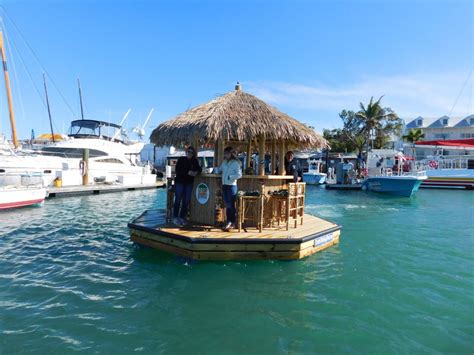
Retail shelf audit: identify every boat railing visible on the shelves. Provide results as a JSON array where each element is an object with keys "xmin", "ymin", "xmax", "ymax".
[{"xmin": 411, "ymin": 156, "xmax": 472, "ymax": 171}]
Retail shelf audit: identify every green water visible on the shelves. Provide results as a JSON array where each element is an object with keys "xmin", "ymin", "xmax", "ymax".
[{"xmin": 0, "ymin": 187, "xmax": 473, "ymax": 353}]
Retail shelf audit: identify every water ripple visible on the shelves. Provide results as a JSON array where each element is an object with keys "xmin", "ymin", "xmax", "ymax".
[{"xmin": 0, "ymin": 188, "xmax": 473, "ymax": 353}]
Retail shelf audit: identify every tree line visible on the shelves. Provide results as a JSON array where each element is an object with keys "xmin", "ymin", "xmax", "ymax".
[{"xmin": 323, "ymin": 96, "xmax": 424, "ymax": 158}]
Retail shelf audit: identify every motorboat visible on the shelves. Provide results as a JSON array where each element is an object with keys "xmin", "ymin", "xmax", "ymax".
[
  {"xmin": 361, "ymin": 173, "xmax": 426, "ymax": 197},
  {"xmin": 302, "ymin": 159, "xmax": 327, "ymax": 185},
  {"xmin": 361, "ymin": 150, "xmax": 427, "ymax": 197},
  {"xmin": 0, "ymin": 173, "xmax": 47, "ymax": 210},
  {"xmin": 1, "ymin": 119, "xmax": 156, "ymax": 187}
]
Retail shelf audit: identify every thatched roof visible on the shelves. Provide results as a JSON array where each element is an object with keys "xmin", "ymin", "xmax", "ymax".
[{"xmin": 150, "ymin": 87, "xmax": 327, "ymax": 149}]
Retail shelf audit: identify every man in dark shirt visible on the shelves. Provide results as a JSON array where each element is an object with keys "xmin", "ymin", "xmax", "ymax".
[
  {"xmin": 173, "ymin": 147, "xmax": 202, "ymax": 226},
  {"xmin": 284, "ymin": 151, "xmax": 302, "ymax": 182}
]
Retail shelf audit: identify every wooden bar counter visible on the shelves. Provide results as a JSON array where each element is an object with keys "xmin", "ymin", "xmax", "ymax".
[{"xmin": 189, "ymin": 174, "xmax": 294, "ymax": 226}]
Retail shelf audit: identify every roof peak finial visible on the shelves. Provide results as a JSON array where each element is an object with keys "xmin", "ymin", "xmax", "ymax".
[{"xmin": 235, "ymin": 82, "xmax": 241, "ymax": 91}]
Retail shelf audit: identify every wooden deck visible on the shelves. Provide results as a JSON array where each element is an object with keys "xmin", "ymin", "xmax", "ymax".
[{"xmin": 128, "ymin": 209, "xmax": 341, "ymax": 260}]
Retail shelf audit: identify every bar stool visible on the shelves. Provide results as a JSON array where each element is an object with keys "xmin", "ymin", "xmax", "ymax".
[
  {"xmin": 237, "ymin": 195, "xmax": 264, "ymax": 233},
  {"xmin": 270, "ymin": 182, "xmax": 305, "ymax": 230},
  {"xmin": 287, "ymin": 182, "xmax": 305, "ymax": 229}
]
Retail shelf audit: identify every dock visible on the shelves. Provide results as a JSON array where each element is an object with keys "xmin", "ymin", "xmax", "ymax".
[
  {"xmin": 128, "ymin": 209, "xmax": 341, "ymax": 260},
  {"xmin": 325, "ymin": 183, "xmax": 362, "ymax": 190},
  {"xmin": 47, "ymin": 181, "xmax": 165, "ymax": 198}
]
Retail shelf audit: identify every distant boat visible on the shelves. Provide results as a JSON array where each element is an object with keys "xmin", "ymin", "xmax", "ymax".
[
  {"xmin": 0, "ymin": 173, "xmax": 47, "ymax": 210},
  {"xmin": 302, "ymin": 159, "xmax": 326, "ymax": 185},
  {"xmin": 422, "ymin": 168, "xmax": 474, "ymax": 189},
  {"xmin": 411, "ymin": 140, "xmax": 474, "ymax": 189},
  {"xmin": 361, "ymin": 174, "xmax": 426, "ymax": 197},
  {"xmin": 361, "ymin": 150, "xmax": 427, "ymax": 197},
  {"xmin": 0, "ymin": 185, "xmax": 47, "ymax": 210}
]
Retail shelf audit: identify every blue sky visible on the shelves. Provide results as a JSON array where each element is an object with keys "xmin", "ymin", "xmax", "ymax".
[{"xmin": 0, "ymin": 0, "xmax": 472, "ymax": 140}]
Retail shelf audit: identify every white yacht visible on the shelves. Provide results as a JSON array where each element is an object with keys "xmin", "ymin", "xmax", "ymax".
[
  {"xmin": 0, "ymin": 28, "xmax": 156, "ymax": 189},
  {"xmin": 1, "ymin": 119, "xmax": 156, "ymax": 187}
]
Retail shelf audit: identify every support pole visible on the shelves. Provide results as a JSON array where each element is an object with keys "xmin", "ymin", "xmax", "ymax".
[
  {"xmin": 192, "ymin": 138, "xmax": 204, "ymax": 167},
  {"xmin": 271, "ymin": 139, "xmax": 276, "ymax": 174},
  {"xmin": 0, "ymin": 32, "xmax": 18, "ymax": 149},
  {"xmin": 218, "ymin": 139, "xmax": 225, "ymax": 166},
  {"xmin": 213, "ymin": 142, "xmax": 219, "ymax": 167},
  {"xmin": 246, "ymin": 140, "xmax": 252, "ymax": 168},
  {"xmin": 82, "ymin": 148, "xmax": 89, "ymax": 185},
  {"xmin": 258, "ymin": 134, "xmax": 265, "ymax": 176},
  {"xmin": 279, "ymin": 140, "xmax": 286, "ymax": 176}
]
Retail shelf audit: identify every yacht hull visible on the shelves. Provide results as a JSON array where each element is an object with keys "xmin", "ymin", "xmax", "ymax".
[
  {"xmin": 421, "ymin": 169, "xmax": 474, "ymax": 189},
  {"xmin": 362, "ymin": 176, "xmax": 426, "ymax": 197},
  {"xmin": 0, "ymin": 187, "xmax": 47, "ymax": 209}
]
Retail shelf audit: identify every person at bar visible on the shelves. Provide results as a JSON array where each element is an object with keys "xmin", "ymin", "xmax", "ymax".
[
  {"xmin": 216, "ymin": 146, "xmax": 242, "ymax": 231},
  {"xmin": 276, "ymin": 151, "xmax": 302, "ymax": 182},
  {"xmin": 285, "ymin": 151, "xmax": 303, "ymax": 182},
  {"xmin": 173, "ymin": 146, "xmax": 202, "ymax": 226}
]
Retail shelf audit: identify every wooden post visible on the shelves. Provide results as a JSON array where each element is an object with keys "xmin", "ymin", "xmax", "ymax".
[
  {"xmin": 258, "ymin": 134, "xmax": 265, "ymax": 176},
  {"xmin": 218, "ymin": 139, "xmax": 225, "ymax": 166},
  {"xmin": 246, "ymin": 140, "xmax": 252, "ymax": 169},
  {"xmin": 279, "ymin": 140, "xmax": 286, "ymax": 175},
  {"xmin": 82, "ymin": 148, "xmax": 89, "ymax": 185},
  {"xmin": 271, "ymin": 139, "xmax": 276, "ymax": 174},
  {"xmin": 193, "ymin": 138, "xmax": 203, "ymax": 167},
  {"xmin": 213, "ymin": 142, "xmax": 219, "ymax": 167},
  {"xmin": 0, "ymin": 32, "xmax": 18, "ymax": 149}
]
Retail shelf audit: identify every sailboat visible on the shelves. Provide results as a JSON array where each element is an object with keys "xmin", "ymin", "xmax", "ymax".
[{"xmin": 0, "ymin": 31, "xmax": 47, "ymax": 209}]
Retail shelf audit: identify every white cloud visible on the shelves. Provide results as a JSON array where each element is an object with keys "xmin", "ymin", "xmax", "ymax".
[{"xmin": 245, "ymin": 72, "xmax": 474, "ymax": 120}]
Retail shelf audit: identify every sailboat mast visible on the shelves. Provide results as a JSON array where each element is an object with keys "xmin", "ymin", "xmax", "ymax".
[
  {"xmin": 42, "ymin": 73, "xmax": 55, "ymax": 143},
  {"xmin": 78, "ymin": 78, "xmax": 84, "ymax": 120},
  {"xmin": 0, "ymin": 31, "xmax": 19, "ymax": 148}
]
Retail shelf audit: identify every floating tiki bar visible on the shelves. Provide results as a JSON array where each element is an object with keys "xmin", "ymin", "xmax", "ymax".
[{"xmin": 128, "ymin": 84, "xmax": 342, "ymax": 260}]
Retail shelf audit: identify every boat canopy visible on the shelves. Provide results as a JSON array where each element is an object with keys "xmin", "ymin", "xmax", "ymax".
[
  {"xmin": 69, "ymin": 120, "xmax": 122, "ymax": 141},
  {"xmin": 415, "ymin": 139, "xmax": 474, "ymax": 148}
]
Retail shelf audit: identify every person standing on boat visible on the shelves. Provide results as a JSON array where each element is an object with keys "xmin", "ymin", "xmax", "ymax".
[
  {"xmin": 284, "ymin": 151, "xmax": 302, "ymax": 182},
  {"xmin": 173, "ymin": 146, "xmax": 202, "ymax": 226},
  {"xmin": 216, "ymin": 146, "xmax": 242, "ymax": 230}
]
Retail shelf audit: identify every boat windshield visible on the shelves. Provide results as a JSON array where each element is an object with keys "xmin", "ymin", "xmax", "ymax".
[{"xmin": 69, "ymin": 120, "xmax": 122, "ymax": 141}]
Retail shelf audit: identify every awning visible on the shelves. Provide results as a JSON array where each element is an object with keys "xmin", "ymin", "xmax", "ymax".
[{"xmin": 415, "ymin": 139, "xmax": 474, "ymax": 148}]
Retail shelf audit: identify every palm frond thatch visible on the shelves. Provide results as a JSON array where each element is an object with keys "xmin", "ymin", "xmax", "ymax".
[{"xmin": 150, "ymin": 89, "xmax": 327, "ymax": 149}]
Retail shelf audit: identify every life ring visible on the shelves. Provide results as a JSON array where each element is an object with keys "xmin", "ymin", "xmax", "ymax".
[
  {"xmin": 428, "ymin": 160, "xmax": 438, "ymax": 169},
  {"xmin": 79, "ymin": 160, "xmax": 88, "ymax": 176}
]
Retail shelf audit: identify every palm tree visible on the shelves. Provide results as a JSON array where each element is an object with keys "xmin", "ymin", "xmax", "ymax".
[
  {"xmin": 402, "ymin": 128, "xmax": 425, "ymax": 159},
  {"xmin": 355, "ymin": 96, "xmax": 402, "ymax": 164}
]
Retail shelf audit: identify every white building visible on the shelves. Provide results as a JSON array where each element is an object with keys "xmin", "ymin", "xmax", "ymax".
[
  {"xmin": 404, "ymin": 114, "xmax": 474, "ymax": 140},
  {"xmin": 403, "ymin": 114, "xmax": 474, "ymax": 158}
]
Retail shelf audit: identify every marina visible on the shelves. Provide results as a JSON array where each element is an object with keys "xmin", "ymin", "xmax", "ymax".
[{"xmin": 0, "ymin": 1, "xmax": 473, "ymax": 353}]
